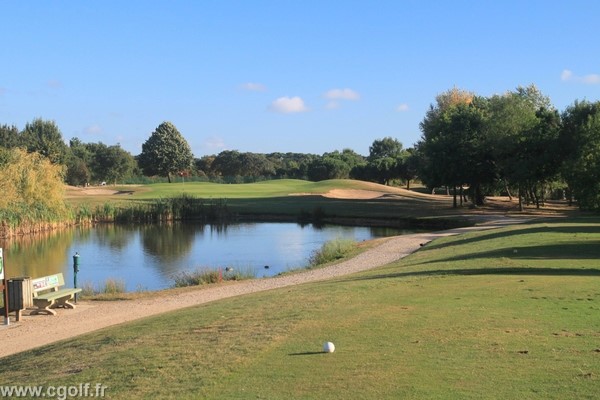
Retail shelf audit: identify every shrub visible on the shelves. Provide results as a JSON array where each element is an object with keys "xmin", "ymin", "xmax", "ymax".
[
  {"xmin": 173, "ymin": 266, "xmax": 255, "ymax": 287},
  {"xmin": 309, "ymin": 238, "xmax": 356, "ymax": 266},
  {"xmin": 100, "ymin": 278, "xmax": 126, "ymax": 294}
]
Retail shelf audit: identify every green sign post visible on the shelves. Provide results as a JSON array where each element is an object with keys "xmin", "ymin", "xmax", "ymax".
[{"xmin": 1, "ymin": 248, "xmax": 9, "ymax": 325}]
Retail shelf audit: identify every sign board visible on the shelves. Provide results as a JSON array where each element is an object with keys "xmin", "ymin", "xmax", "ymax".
[{"xmin": 0, "ymin": 248, "xmax": 4, "ymax": 280}]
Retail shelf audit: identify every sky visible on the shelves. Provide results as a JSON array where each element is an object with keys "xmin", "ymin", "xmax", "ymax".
[{"xmin": 1, "ymin": 1, "xmax": 599, "ymax": 158}]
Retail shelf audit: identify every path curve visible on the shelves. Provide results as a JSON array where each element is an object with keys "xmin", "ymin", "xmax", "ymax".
[{"xmin": 0, "ymin": 217, "xmax": 528, "ymax": 359}]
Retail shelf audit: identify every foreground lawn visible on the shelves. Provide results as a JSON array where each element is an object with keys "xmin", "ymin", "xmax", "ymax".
[{"xmin": 1, "ymin": 217, "xmax": 598, "ymax": 399}]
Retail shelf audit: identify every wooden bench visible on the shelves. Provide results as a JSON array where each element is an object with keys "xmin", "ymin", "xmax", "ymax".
[{"xmin": 31, "ymin": 273, "xmax": 82, "ymax": 316}]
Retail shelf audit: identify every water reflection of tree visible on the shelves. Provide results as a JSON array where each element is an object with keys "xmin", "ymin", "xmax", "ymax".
[
  {"xmin": 0, "ymin": 228, "xmax": 76, "ymax": 278},
  {"xmin": 140, "ymin": 222, "xmax": 200, "ymax": 263},
  {"xmin": 93, "ymin": 224, "xmax": 136, "ymax": 251}
]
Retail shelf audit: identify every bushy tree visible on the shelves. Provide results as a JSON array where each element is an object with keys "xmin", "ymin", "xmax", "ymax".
[
  {"xmin": 20, "ymin": 118, "xmax": 68, "ymax": 164},
  {"xmin": 560, "ymin": 100, "xmax": 600, "ymax": 210},
  {"xmin": 0, "ymin": 147, "xmax": 68, "ymax": 220},
  {"xmin": 92, "ymin": 143, "xmax": 137, "ymax": 184},
  {"xmin": 0, "ymin": 124, "xmax": 20, "ymax": 148},
  {"xmin": 138, "ymin": 121, "xmax": 194, "ymax": 183},
  {"xmin": 353, "ymin": 137, "xmax": 406, "ymax": 186}
]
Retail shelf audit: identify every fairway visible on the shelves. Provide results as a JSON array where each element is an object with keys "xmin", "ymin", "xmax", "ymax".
[
  {"xmin": 1, "ymin": 217, "xmax": 598, "ymax": 399},
  {"xmin": 65, "ymin": 179, "xmax": 536, "ymax": 227}
]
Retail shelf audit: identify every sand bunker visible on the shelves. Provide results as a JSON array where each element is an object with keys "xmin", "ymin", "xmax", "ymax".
[{"xmin": 322, "ymin": 189, "xmax": 384, "ymax": 199}]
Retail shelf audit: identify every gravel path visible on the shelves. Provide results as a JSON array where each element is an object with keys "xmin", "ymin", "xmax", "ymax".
[{"xmin": 0, "ymin": 217, "xmax": 527, "ymax": 359}]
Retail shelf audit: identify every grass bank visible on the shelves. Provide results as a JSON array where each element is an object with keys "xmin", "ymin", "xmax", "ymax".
[
  {"xmin": 1, "ymin": 217, "xmax": 598, "ymax": 399},
  {"xmin": 66, "ymin": 179, "xmax": 552, "ymax": 229}
]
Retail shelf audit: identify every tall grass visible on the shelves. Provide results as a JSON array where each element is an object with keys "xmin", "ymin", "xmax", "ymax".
[
  {"xmin": 90, "ymin": 195, "xmax": 232, "ymax": 223},
  {"xmin": 308, "ymin": 238, "xmax": 356, "ymax": 266},
  {"xmin": 173, "ymin": 266, "xmax": 256, "ymax": 287},
  {"xmin": 79, "ymin": 278, "xmax": 127, "ymax": 296}
]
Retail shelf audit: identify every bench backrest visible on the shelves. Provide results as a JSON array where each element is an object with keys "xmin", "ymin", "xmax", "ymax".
[{"xmin": 31, "ymin": 273, "xmax": 66, "ymax": 296}]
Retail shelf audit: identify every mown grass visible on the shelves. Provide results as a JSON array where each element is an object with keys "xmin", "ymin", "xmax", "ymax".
[
  {"xmin": 1, "ymin": 217, "xmax": 598, "ymax": 399},
  {"xmin": 66, "ymin": 179, "xmax": 478, "ymax": 228}
]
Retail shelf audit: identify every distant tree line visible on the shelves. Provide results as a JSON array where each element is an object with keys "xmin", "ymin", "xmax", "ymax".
[
  {"xmin": 1, "ymin": 83, "xmax": 599, "ymax": 211},
  {"xmin": 0, "ymin": 120, "xmax": 415, "ymax": 187}
]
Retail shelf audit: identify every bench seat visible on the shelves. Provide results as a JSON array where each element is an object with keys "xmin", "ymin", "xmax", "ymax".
[{"xmin": 31, "ymin": 273, "xmax": 82, "ymax": 316}]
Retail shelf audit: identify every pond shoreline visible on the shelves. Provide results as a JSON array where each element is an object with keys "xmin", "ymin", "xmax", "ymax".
[{"xmin": 0, "ymin": 216, "xmax": 532, "ymax": 359}]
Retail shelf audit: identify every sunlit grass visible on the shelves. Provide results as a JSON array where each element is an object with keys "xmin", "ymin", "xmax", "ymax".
[{"xmin": 1, "ymin": 218, "xmax": 598, "ymax": 399}]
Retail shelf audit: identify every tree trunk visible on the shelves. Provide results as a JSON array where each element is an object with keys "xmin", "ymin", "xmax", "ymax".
[
  {"xmin": 518, "ymin": 186, "xmax": 524, "ymax": 211},
  {"xmin": 453, "ymin": 186, "xmax": 457, "ymax": 208},
  {"xmin": 504, "ymin": 180, "xmax": 513, "ymax": 200},
  {"xmin": 167, "ymin": 173, "xmax": 172, "ymax": 183}
]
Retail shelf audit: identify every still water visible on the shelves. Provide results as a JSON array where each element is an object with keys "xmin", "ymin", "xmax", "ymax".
[{"xmin": 1, "ymin": 222, "xmax": 406, "ymax": 292}]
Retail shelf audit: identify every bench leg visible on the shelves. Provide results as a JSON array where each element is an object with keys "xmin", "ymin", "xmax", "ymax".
[
  {"xmin": 54, "ymin": 296, "xmax": 76, "ymax": 309},
  {"xmin": 31, "ymin": 303, "xmax": 58, "ymax": 316}
]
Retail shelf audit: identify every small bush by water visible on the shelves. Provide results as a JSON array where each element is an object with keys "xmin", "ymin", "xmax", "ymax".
[
  {"xmin": 80, "ymin": 278, "xmax": 127, "ymax": 296},
  {"xmin": 173, "ymin": 266, "xmax": 256, "ymax": 287},
  {"xmin": 309, "ymin": 238, "xmax": 356, "ymax": 266}
]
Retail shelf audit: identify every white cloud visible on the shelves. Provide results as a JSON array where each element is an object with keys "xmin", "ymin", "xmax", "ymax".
[
  {"xmin": 324, "ymin": 88, "xmax": 360, "ymax": 100},
  {"xmin": 203, "ymin": 136, "xmax": 226, "ymax": 150},
  {"xmin": 241, "ymin": 82, "xmax": 267, "ymax": 91},
  {"xmin": 561, "ymin": 69, "xmax": 573, "ymax": 81},
  {"xmin": 269, "ymin": 96, "xmax": 308, "ymax": 113},
  {"xmin": 397, "ymin": 103, "xmax": 409, "ymax": 112},
  {"xmin": 561, "ymin": 69, "xmax": 600, "ymax": 84},
  {"xmin": 85, "ymin": 124, "xmax": 103, "ymax": 134},
  {"xmin": 582, "ymin": 74, "xmax": 600, "ymax": 84}
]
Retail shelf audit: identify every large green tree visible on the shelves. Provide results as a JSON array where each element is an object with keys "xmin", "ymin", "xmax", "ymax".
[
  {"xmin": 0, "ymin": 124, "xmax": 20, "ymax": 149},
  {"xmin": 484, "ymin": 86, "xmax": 560, "ymax": 210},
  {"xmin": 138, "ymin": 121, "xmax": 194, "ymax": 183},
  {"xmin": 20, "ymin": 118, "xmax": 68, "ymax": 164},
  {"xmin": 419, "ymin": 90, "xmax": 491, "ymax": 206},
  {"xmin": 560, "ymin": 100, "xmax": 600, "ymax": 210},
  {"xmin": 90, "ymin": 143, "xmax": 137, "ymax": 184},
  {"xmin": 364, "ymin": 137, "xmax": 406, "ymax": 185}
]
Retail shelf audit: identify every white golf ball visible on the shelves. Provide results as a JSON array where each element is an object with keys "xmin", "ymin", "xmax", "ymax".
[{"xmin": 323, "ymin": 341, "xmax": 335, "ymax": 353}]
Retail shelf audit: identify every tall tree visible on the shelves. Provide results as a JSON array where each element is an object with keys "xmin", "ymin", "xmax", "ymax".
[
  {"xmin": 138, "ymin": 121, "xmax": 194, "ymax": 183},
  {"xmin": 65, "ymin": 137, "xmax": 93, "ymax": 186},
  {"xmin": 0, "ymin": 124, "xmax": 20, "ymax": 149},
  {"xmin": 419, "ymin": 91, "xmax": 490, "ymax": 206},
  {"xmin": 560, "ymin": 100, "xmax": 600, "ymax": 210},
  {"xmin": 20, "ymin": 118, "xmax": 68, "ymax": 164},
  {"xmin": 364, "ymin": 137, "xmax": 406, "ymax": 185},
  {"xmin": 91, "ymin": 143, "xmax": 137, "ymax": 184},
  {"xmin": 485, "ymin": 86, "xmax": 558, "ymax": 209}
]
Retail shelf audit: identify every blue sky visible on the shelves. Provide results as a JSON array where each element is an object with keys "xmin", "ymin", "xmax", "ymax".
[{"xmin": 1, "ymin": 1, "xmax": 599, "ymax": 158}]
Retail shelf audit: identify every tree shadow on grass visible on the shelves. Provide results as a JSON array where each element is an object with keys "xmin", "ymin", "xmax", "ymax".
[
  {"xmin": 340, "ymin": 266, "xmax": 600, "ymax": 284},
  {"xmin": 414, "ymin": 242, "xmax": 600, "ymax": 266},
  {"xmin": 423, "ymin": 221, "xmax": 600, "ymax": 252}
]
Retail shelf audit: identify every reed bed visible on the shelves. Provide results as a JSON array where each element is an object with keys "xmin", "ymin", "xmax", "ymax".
[{"xmin": 91, "ymin": 194, "xmax": 232, "ymax": 223}]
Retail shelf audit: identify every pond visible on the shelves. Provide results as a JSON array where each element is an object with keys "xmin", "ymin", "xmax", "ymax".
[{"xmin": 0, "ymin": 222, "xmax": 409, "ymax": 292}]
